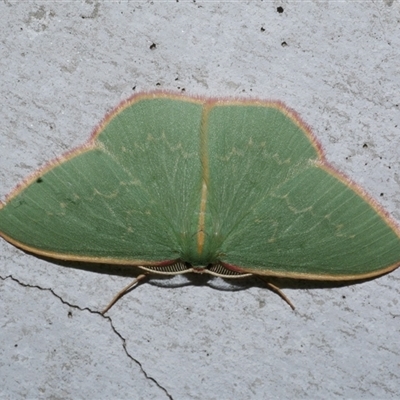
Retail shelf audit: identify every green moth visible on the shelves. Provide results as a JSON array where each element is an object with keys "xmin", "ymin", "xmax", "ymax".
[{"xmin": 1, "ymin": 92, "xmax": 400, "ymax": 309}]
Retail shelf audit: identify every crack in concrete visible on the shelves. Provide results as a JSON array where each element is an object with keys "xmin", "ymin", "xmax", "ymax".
[{"xmin": 1, "ymin": 274, "xmax": 174, "ymax": 400}]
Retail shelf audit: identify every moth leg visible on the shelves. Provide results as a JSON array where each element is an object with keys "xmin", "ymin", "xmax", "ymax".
[
  {"xmin": 259, "ymin": 278, "xmax": 295, "ymax": 310},
  {"xmin": 102, "ymin": 274, "xmax": 148, "ymax": 315}
]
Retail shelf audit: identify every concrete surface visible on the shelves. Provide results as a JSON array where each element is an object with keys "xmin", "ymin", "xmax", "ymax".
[{"xmin": 1, "ymin": 1, "xmax": 400, "ymax": 399}]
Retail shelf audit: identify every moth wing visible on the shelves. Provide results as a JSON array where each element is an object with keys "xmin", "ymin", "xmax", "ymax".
[
  {"xmin": 0, "ymin": 97, "xmax": 203, "ymax": 265},
  {"xmin": 206, "ymin": 104, "xmax": 400, "ymax": 279}
]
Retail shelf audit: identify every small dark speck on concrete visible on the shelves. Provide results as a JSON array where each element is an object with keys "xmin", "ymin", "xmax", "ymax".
[
  {"xmin": 277, "ymin": 6, "xmax": 284, "ymax": 13},
  {"xmin": 150, "ymin": 43, "xmax": 156, "ymax": 50},
  {"xmin": 261, "ymin": 27, "xmax": 265, "ymax": 32},
  {"xmin": 363, "ymin": 143, "xmax": 368, "ymax": 148},
  {"xmin": 281, "ymin": 41, "xmax": 288, "ymax": 47}
]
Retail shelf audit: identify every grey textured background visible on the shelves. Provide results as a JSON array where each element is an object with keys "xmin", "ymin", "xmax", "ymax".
[{"xmin": 1, "ymin": 1, "xmax": 400, "ymax": 399}]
